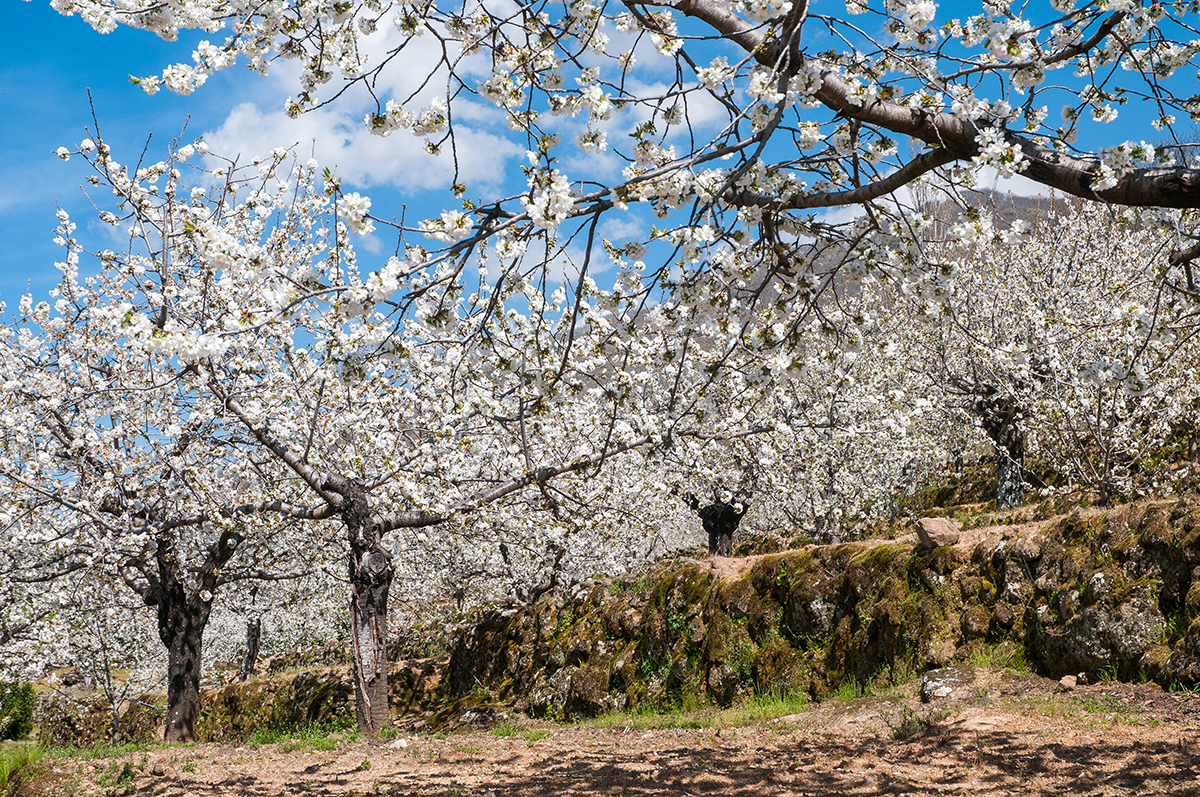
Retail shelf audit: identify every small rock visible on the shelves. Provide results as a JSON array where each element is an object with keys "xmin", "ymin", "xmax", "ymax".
[
  {"xmin": 916, "ymin": 517, "xmax": 961, "ymax": 549},
  {"xmin": 1077, "ymin": 672, "xmax": 1089, "ymax": 686},
  {"xmin": 150, "ymin": 764, "xmax": 165, "ymax": 776},
  {"xmin": 920, "ymin": 665, "xmax": 977, "ymax": 702},
  {"xmin": 388, "ymin": 737, "xmax": 409, "ymax": 749},
  {"xmin": 1012, "ymin": 535, "xmax": 1042, "ymax": 560},
  {"xmin": 707, "ymin": 663, "xmax": 736, "ymax": 707},
  {"xmin": 1058, "ymin": 674, "xmax": 1077, "ymax": 691}
]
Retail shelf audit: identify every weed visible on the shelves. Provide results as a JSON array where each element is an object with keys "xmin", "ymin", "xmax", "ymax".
[
  {"xmin": 888, "ymin": 705, "xmax": 949, "ymax": 740},
  {"xmin": 96, "ymin": 760, "xmax": 137, "ymax": 794},
  {"xmin": 609, "ymin": 575, "xmax": 651, "ymax": 595},
  {"xmin": 584, "ymin": 688, "xmax": 808, "ymax": 732},
  {"xmin": 490, "ymin": 719, "xmax": 552, "ymax": 745},
  {"xmin": 556, "ymin": 608, "xmax": 574, "ymax": 634},
  {"xmin": 890, "ymin": 705, "xmax": 925, "ymax": 740},
  {"xmin": 181, "ymin": 761, "xmax": 196, "ymax": 773},
  {"xmin": 724, "ymin": 638, "xmax": 756, "ymax": 683},
  {"xmin": 834, "ymin": 678, "xmax": 882, "ymax": 701},
  {"xmin": 490, "ymin": 719, "xmax": 520, "ymax": 738},
  {"xmin": 52, "ymin": 741, "xmax": 159, "ymax": 760},
  {"xmin": 967, "ymin": 642, "xmax": 1031, "ymax": 675},
  {"xmin": 246, "ymin": 720, "xmax": 359, "ymax": 751},
  {"xmin": 0, "ymin": 742, "xmax": 44, "ymax": 797}
]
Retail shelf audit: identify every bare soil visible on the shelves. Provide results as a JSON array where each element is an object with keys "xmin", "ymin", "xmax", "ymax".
[{"xmin": 41, "ymin": 671, "xmax": 1200, "ymax": 797}]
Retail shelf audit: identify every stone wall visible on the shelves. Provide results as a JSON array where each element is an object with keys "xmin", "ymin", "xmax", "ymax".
[
  {"xmin": 39, "ymin": 656, "xmax": 446, "ymax": 747},
  {"xmin": 445, "ymin": 502, "xmax": 1200, "ymax": 719}
]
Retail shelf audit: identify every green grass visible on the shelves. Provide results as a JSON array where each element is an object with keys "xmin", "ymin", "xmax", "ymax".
[
  {"xmin": 584, "ymin": 689, "xmax": 810, "ymax": 731},
  {"xmin": 245, "ymin": 720, "xmax": 360, "ymax": 752},
  {"xmin": 1, "ymin": 743, "xmax": 44, "ymax": 797},
  {"xmin": 489, "ymin": 719, "xmax": 552, "ymax": 745},
  {"xmin": 967, "ymin": 641, "xmax": 1032, "ymax": 675},
  {"xmin": 49, "ymin": 740, "xmax": 163, "ymax": 760}
]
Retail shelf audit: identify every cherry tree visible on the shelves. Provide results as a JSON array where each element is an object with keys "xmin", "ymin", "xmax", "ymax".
[
  {"xmin": 29, "ymin": 0, "xmax": 1200, "ymax": 736},
  {"xmin": 897, "ymin": 199, "xmax": 1200, "ymax": 504},
  {"xmin": 38, "ymin": 0, "xmax": 1200, "ymax": 523}
]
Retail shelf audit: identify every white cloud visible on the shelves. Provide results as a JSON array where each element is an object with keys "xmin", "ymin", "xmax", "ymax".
[
  {"xmin": 203, "ymin": 102, "xmax": 520, "ymax": 194},
  {"xmin": 200, "ymin": 23, "xmax": 520, "ymax": 198},
  {"xmin": 600, "ymin": 214, "xmax": 648, "ymax": 242}
]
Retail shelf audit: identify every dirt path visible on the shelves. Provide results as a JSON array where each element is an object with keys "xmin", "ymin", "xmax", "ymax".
[{"xmin": 45, "ymin": 672, "xmax": 1200, "ymax": 797}]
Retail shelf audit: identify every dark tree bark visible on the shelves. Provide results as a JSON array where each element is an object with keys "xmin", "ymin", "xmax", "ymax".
[
  {"xmin": 122, "ymin": 528, "xmax": 243, "ymax": 743},
  {"xmin": 161, "ymin": 599, "xmax": 206, "ymax": 743},
  {"xmin": 683, "ymin": 492, "xmax": 750, "ymax": 556},
  {"xmin": 237, "ymin": 617, "xmax": 262, "ymax": 682},
  {"xmin": 341, "ymin": 480, "xmax": 394, "ymax": 736},
  {"xmin": 976, "ymin": 394, "xmax": 1026, "ymax": 510}
]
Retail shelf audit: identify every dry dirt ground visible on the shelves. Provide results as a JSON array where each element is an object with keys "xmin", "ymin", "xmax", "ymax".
[{"xmin": 40, "ymin": 671, "xmax": 1200, "ymax": 797}]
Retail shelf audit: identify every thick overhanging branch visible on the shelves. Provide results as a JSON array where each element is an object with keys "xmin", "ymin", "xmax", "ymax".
[
  {"xmin": 211, "ymin": 379, "xmax": 344, "ymax": 508},
  {"xmin": 657, "ymin": 0, "xmax": 1200, "ymax": 208},
  {"xmin": 13, "ymin": 561, "xmax": 88, "ymax": 584},
  {"xmin": 219, "ymin": 499, "xmax": 339, "ymax": 522},
  {"xmin": 673, "ymin": 425, "xmax": 776, "ymax": 442},
  {"xmin": 216, "ymin": 568, "xmax": 313, "ymax": 586},
  {"xmin": 731, "ymin": 148, "xmax": 957, "ymax": 209}
]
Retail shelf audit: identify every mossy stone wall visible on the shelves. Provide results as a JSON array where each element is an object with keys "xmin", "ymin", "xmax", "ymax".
[{"xmin": 446, "ymin": 502, "xmax": 1200, "ymax": 719}]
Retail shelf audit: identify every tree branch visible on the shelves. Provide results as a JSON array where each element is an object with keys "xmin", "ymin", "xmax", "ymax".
[
  {"xmin": 661, "ymin": 0, "xmax": 1200, "ymax": 207},
  {"xmin": 376, "ymin": 434, "xmax": 654, "ymax": 531}
]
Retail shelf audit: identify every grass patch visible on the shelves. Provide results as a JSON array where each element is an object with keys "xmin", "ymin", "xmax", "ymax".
[
  {"xmin": 50, "ymin": 740, "xmax": 162, "ymax": 760},
  {"xmin": 967, "ymin": 642, "xmax": 1031, "ymax": 675},
  {"xmin": 1, "ymin": 743, "xmax": 44, "ymax": 797},
  {"xmin": 246, "ymin": 720, "xmax": 359, "ymax": 752},
  {"xmin": 490, "ymin": 719, "xmax": 552, "ymax": 745},
  {"xmin": 584, "ymin": 689, "xmax": 810, "ymax": 731}
]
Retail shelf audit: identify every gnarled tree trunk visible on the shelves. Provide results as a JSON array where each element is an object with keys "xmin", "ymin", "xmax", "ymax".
[
  {"xmin": 122, "ymin": 528, "xmax": 242, "ymax": 743},
  {"xmin": 977, "ymin": 394, "xmax": 1026, "ymax": 510},
  {"xmin": 684, "ymin": 491, "xmax": 750, "ymax": 557},
  {"xmin": 342, "ymin": 481, "xmax": 394, "ymax": 736},
  {"xmin": 161, "ymin": 604, "xmax": 206, "ymax": 743},
  {"xmin": 237, "ymin": 616, "xmax": 261, "ymax": 682}
]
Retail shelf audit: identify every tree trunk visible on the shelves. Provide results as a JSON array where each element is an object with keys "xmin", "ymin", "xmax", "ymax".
[
  {"xmin": 691, "ymin": 499, "xmax": 747, "ymax": 557},
  {"xmin": 163, "ymin": 614, "xmax": 205, "ymax": 743},
  {"xmin": 152, "ymin": 531, "xmax": 224, "ymax": 743},
  {"xmin": 976, "ymin": 393, "xmax": 1026, "ymax": 511},
  {"xmin": 343, "ymin": 481, "xmax": 394, "ymax": 736},
  {"xmin": 996, "ymin": 440, "xmax": 1025, "ymax": 510},
  {"xmin": 710, "ymin": 526, "xmax": 733, "ymax": 557},
  {"xmin": 237, "ymin": 617, "xmax": 261, "ymax": 682}
]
